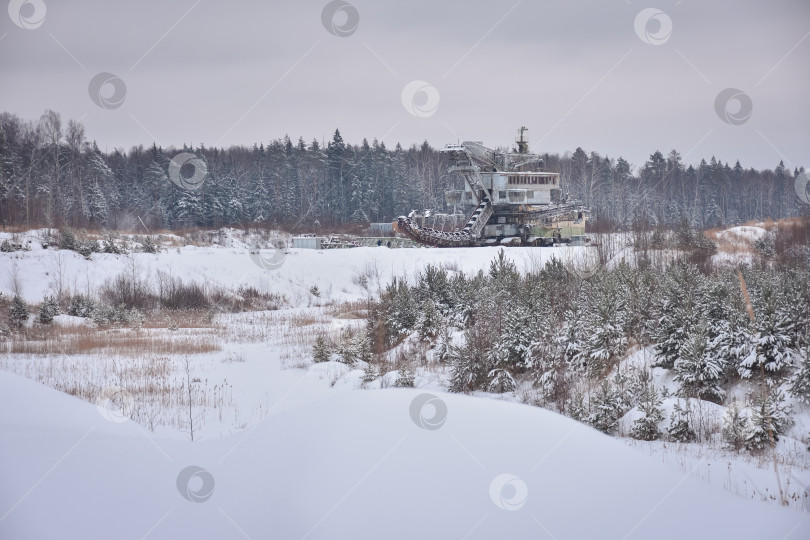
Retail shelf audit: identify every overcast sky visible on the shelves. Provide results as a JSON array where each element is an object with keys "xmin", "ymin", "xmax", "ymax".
[{"xmin": 1, "ymin": 0, "xmax": 808, "ymax": 171}]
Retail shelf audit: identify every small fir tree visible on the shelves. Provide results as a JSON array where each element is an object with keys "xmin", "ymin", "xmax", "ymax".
[
  {"xmin": 631, "ymin": 385, "xmax": 664, "ymax": 441},
  {"xmin": 789, "ymin": 345, "xmax": 810, "ymax": 404},
  {"xmin": 68, "ymin": 295, "xmax": 94, "ymax": 318},
  {"xmin": 415, "ymin": 299, "xmax": 440, "ymax": 342},
  {"xmin": 745, "ymin": 389, "xmax": 793, "ymax": 451},
  {"xmin": 312, "ymin": 333, "xmax": 331, "ymax": 363},
  {"xmin": 362, "ymin": 360, "xmax": 382, "ymax": 384},
  {"xmin": 674, "ymin": 322, "xmax": 725, "ymax": 403},
  {"xmin": 668, "ymin": 400, "xmax": 697, "ymax": 442},
  {"xmin": 738, "ymin": 284, "xmax": 794, "ymax": 378},
  {"xmin": 38, "ymin": 295, "xmax": 60, "ymax": 324},
  {"xmin": 487, "ymin": 368, "xmax": 517, "ymax": 393},
  {"xmin": 9, "ymin": 295, "xmax": 28, "ymax": 328},
  {"xmin": 722, "ymin": 401, "xmax": 747, "ymax": 451},
  {"xmin": 448, "ymin": 329, "xmax": 489, "ymax": 393},
  {"xmin": 588, "ymin": 380, "xmax": 622, "ymax": 434},
  {"xmin": 393, "ymin": 365, "xmax": 415, "ymax": 387}
]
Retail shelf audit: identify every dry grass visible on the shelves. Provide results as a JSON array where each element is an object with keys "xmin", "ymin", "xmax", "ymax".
[
  {"xmin": 0, "ymin": 352, "xmax": 236, "ymax": 433},
  {"xmin": 214, "ymin": 309, "xmax": 349, "ymax": 369},
  {"xmin": 142, "ymin": 309, "xmax": 222, "ymax": 329},
  {"xmin": 705, "ymin": 216, "xmax": 810, "ymax": 262},
  {"xmin": 327, "ymin": 300, "xmax": 370, "ymax": 319},
  {"xmin": 3, "ymin": 325, "xmax": 221, "ymax": 356},
  {"xmin": 289, "ymin": 312, "xmax": 331, "ymax": 326},
  {"xmin": 704, "ymin": 228, "xmax": 757, "ymax": 256}
]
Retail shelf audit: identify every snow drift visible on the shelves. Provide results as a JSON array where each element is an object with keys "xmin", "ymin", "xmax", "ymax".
[{"xmin": 0, "ymin": 372, "xmax": 802, "ymax": 539}]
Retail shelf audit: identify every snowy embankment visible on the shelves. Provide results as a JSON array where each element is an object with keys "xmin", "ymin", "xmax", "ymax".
[{"xmin": 0, "ymin": 371, "xmax": 802, "ymax": 540}]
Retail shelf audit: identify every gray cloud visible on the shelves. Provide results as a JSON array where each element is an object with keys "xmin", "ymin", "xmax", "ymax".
[{"xmin": 0, "ymin": 0, "xmax": 807, "ymax": 170}]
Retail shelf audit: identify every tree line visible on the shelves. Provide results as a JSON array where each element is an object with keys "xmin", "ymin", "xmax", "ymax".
[{"xmin": 0, "ymin": 110, "xmax": 806, "ymax": 231}]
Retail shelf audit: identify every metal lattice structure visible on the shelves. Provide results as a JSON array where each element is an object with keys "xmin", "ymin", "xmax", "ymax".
[{"xmin": 398, "ymin": 128, "xmax": 588, "ymax": 247}]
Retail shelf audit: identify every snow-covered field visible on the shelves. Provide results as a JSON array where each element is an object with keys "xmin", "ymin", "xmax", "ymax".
[
  {"xmin": 0, "ymin": 228, "xmax": 575, "ymax": 304},
  {"xmin": 1, "ymin": 228, "xmax": 808, "ymax": 538},
  {"xmin": 1, "ymin": 372, "xmax": 804, "ymax": 539}
]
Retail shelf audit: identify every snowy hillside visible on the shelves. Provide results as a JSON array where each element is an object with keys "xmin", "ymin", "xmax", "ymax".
[{"xmin": 0, "ymin": 371, "xmax": 803, "ymax": 540}]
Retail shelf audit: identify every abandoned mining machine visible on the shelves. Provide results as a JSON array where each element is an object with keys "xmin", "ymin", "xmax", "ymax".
[{"xmin": 397, "ymin": 127, "xmax": 588, "ymax": 247}]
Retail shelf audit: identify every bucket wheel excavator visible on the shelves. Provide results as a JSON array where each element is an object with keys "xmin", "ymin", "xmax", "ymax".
[{"xmin": 397, "ymin": 127, "xmax": 587, "ymax": 247}]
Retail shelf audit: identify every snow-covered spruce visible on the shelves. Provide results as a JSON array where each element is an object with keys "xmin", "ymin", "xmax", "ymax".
[
  {"xmin": 631, "ymin": 385, "xmax": 664, "ymax": 441},
  {"xmin": 8, "ymin": 295, "xmax": 28, "ymax": 328},
  {"xmin": 38, "ymin": 295, "xmax": 60, "ymax": 324},
  {"xmin": 744, "ymin": 389, "xmax": 793, "ymax": 451}
]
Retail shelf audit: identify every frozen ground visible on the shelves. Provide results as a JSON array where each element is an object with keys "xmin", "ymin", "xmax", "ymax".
[
  {"xmin": 0, "ymin": 228, "xmax": 572, "ymax": 304},
  {"xmin": 1, "ymin": 227, "xmax": 808, "ymax": 537},
  {"xmin": 0, "ymin": 371, "xmax": 804, "ymax": 540}
]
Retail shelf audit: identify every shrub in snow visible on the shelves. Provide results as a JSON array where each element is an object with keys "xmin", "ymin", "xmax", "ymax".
[
  {"xmin": 393, "ymin": 366, "xmax": 415, "ymax": 388},
  {"xmin": 446, "ymin": 272, "xmax": 479, "ymax": 328},
  {"xmin": 754, "ymin": 234, "xmax": 776, "ymax": 259},
  {"xmin": 611, "ymin": 370, "xmax": 635, "ymax": 414},
  {"xmin": 67, "ymin": 294, "xmax": 94, "ymax": 318},
  {"xmin": 557, "ymin": 298, "xmax": 586, "ymax": 369},
  {"xmin": 38, "ymin": 295, "xmax": 60, "ymax": 324},
  {"xmin": 415, "ymin": 299, "xmax": 440, "ymax": 342},
  {"xmin": 488, "ymin": 249, "xmax": 520, "ymax": 295},
  {"xmin": 567, "ymin": 393, "xmax": 588, "ymax": 424},
  {"xmin": 631, "ymin": 386, "xmax": 664, "ymax": 441},
  {"xmin": 492, "ymin": 304, "xmax": 536, "ymax": 372},
  {"xmin": 744, "ymin": 389, "xmax": 793, "ymax": 452},
  {"xmin": 487, "ymin": 368, "xmax": 517, "ymax": 394},
  {"xmin": 312, "ymin": 334, "xmax": 332, "ymax": 363},
  {"xmin": 75, "ymin": 237, "xmax": 99, "ymax": 258},
  {"xmin": 667, "ymin": 400, "xmax": 696, "ymax": 443},
  {"xmin": 336, "ymin": 329, "xmax": 370, "ymax": 366},
  {"xmin": 0, "ymin": 238, "xmax": 26, "ymax": 252},
  {"xmin": 356, "ymin": 332, "xmax": 372, "ymax": 364},
  {"xmin": 380, "ymin": 277, "xmax": 418, "ymax": 341},
  {"xmin": 361, "ymin": 361, "xmax": 382, "ymax": 383},
  {"xmin": 448, "ymin": 329, "xmax": 490, "ymax": 393},
  {"xmin": 60, "ymin": 228, "xmax": 99, "ymax": 258},
  {"xmin": 534, "ymin": 323, "xmax": 572, "ymax": 409},
  {"xmin": 8, "ymin": 295, "xmax": 28, "ymax": 328},
  {"xmin": 626, "ymin": 367, "xmax": 654, "ymax": 406},
  {"xmin": 649, "ymin": 229, "xmax": 667, "ymax": 249},
  {"xmin": 588, "ymin": 380, "xmax": 622, "ymax": 434},
  {"xmin": 415, "ymin": 264, "xmax": 453, "ymax": 312},
  {"xmin": 433, "ymin": 326, "xmax": 453, "ymax": 364},
  {"xmin": 92, "ymin": 303, "xmax": 144, "ymax": 328},
  {"xmin": 102, "ymin": 230, "xmax": 125, "ymax": 254},
  {"xmin": 790, "ymin": 346, "xmax": 810, "ymax": 404},
  {"xmin": 59, "ymin": 228, "xmax": 77, "ymax": 250},
  {"xmin": 700, "ymin": 277, "xmax": 751, "ymax": 379},
  {"xmin": 137, "ymin": 235, "xmax": 160, "ymax": 254},
  {"xmin": 722, "ymin": 401, "xmax": 748, "ymax": 451}
]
